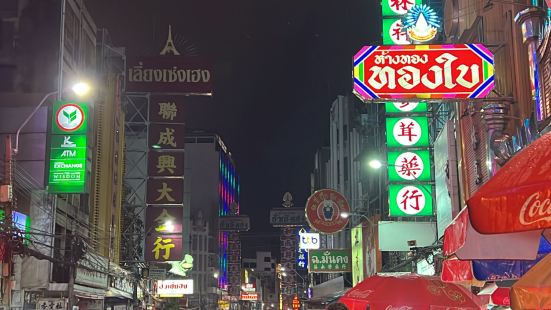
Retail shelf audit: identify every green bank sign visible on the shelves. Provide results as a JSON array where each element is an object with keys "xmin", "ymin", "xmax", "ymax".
[
  {"xmin": 308, "ymin": 249, "xmax": 351, "ymax": 273},
  {"xmin": 48, "ymin": 101, "xmax": 89, "ymax": 193}
]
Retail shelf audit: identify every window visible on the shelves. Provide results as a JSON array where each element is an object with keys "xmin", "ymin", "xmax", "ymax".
[{"xmin": 264, "ymin": 257, "xmax": 271, "ymax": 262}]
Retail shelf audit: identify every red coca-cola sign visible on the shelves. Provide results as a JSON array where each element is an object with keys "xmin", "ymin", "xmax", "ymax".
[
  {"xmin": 353, "ymin": 44, "xmax": 495, "ymax": 101},
  {"xmin": 468, "ymin": 131, "xmax": 551, "ymax": 233},
  {"xmin": 305, "ymin": 189, "xmax": 350, "ymax": 234}
]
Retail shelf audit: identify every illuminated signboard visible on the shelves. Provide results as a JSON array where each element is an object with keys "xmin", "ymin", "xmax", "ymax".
[
  {"xmin": 402, "ymin": 4, "xmax": 440, "ymax": 43},
  {"xmin": 156, "ymin": 279, "xmax": 193, "ymax": 296},
  {"xmin": 353, "ymin": 44, "xmax": 495, "ymax": 101},
  {"xmin": 299, "ymin": 232, "xmax": 320, "ymax": 250},
  {"xmin": 240, "ymin": 293, "xmax": 258, "ymax": 301},
  {"xmin": 387, "ymin": 150, "xmax": 432, "ymax": 182},
  {"xmin": 48, "ymin": 101, "xmax": 89, "ymax": 193},
  {"xmin": 381, "ymin": 0, "xmax": 422, "ymax": 16},
  {"xmin": 389, "ymin": 184, "xmax": 433, "ymax": 217},
  {"xmin": 385, "ymin": 102, "xmax": 428, "ymax": 113},
  {"xmin": 382, "ymin": 18, "xmax": 410, "ymax": 45},
  {"xmin": 386, "ymin": 116, "xmax": 430, "ymax": 148}
]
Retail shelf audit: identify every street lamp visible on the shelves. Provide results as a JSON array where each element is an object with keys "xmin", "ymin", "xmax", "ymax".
[
  {"xmin": 340, "ymin": 212, "xmax": 376, "ymax": 226},
  {"xmin": 13, "ymin": 81, "xmax": 93, "ymax": 155}
]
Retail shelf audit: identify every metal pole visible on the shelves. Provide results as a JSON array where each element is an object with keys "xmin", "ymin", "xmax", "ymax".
[{"xmin": 57, "ymin": 0, "xmax": 66, "ymax": 100}]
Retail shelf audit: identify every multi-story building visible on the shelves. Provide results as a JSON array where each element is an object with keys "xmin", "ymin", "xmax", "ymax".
[
  {"xmin": 0, "ymin": 1, "xmax": 128, "ymax": 309},
  {"xmin": 184, "ymin": 132, "xmax": 240, "ymax": 300}
]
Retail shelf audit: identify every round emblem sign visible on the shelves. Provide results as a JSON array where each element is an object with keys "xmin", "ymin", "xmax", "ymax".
[
  {"xmin": 305, "ymin": 189, "xmax": 350, "ymax": 234},
  {"xmin": 396, "ymin": 185, "xmax": 427, "ymax": 215},
  {"xmin": 56, "ymin": 103, "xmax": 85, "ymax": 132}
]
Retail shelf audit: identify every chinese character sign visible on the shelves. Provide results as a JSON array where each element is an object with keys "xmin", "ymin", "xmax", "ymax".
[
  {"xmin": 353, "ymin": 44, "xmax": 495, "ymax": 101},
  {"xmin": 149, "ymin": 124, "xmax": 186, "ymax": 149},
  {"xmin": 145, "ymin": 206, "xmax": 183, "ymax": 234},
  {"xmin": 145, "ymin": 235, "xmax": 183, "ymax": 262},
  {"xmin": 147, "ymin": 178, "xmax": 184, "ymax": 204},
  {"xmin": 386, "ymin": 116, "xmax": 429, "ymax": 148},
  {"xmin": 387, "ymin": 150, "xmax": 432, "ymax": 182},
  {"xmin": 382, "ymin": 18, "xmax": 410, "ymax": 45},
  {"xmin": 148, "ymin": 152, "xmax": 184, "ymax": 176},
  {"xmin": 385, "ymin": 102, "xmax": 428, "ymax": 113},
  {"xmin": 382, "ymin": 0, "xmax": 422, "ymax": 16},
  {"xmin": 149, "ymin": 96, "xmax": 186, "ymax": 123},
  {"xmin": 389, "ymin": 184, "xmax": 433, "ymax": 216}
]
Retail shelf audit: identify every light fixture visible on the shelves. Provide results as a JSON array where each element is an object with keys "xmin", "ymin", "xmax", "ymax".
[
  {"xmin": 340, "ymin": 212, "xmax": 351, "ymax": 219},
  {"xmin": 71, "ymin": 81, "xmax": 92, "ymax": 97},
  {"xmin": 368, "ymin": 159, "xmax": 383, "ymax": 169}
]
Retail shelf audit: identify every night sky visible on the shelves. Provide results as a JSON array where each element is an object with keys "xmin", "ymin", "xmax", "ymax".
[{"xmin": 86, "ymin": 0, "xmax": 378, "ymax": 256}]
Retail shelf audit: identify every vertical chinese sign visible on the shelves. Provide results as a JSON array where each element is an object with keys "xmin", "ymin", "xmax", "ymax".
[
  {"xmin": 145, "ymin": 96, "xmax": 186, "ymax": 263},
  {"xmin": 381, "ymin": 0, "xmax": 421, "ymax": 45},
  {"xmin": 385, "ymin": 103, "xmax": 434, "ymax": 217},
  {"xmin": 48, "ymin": 102, "xmax": 90, "ymax": 193}
]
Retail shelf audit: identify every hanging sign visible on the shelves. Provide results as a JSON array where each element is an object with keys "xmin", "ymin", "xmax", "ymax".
[
  {"xmin": 387, "ymin": 150, "xmax": 432, "ymax": 182},
  {"xmin": 382, "ymin": 0, "xmax": 422, "ymax": 16},
  {"xmin": 389, "ymin": 184, "xmax": 433, "ymax": 217},
  {"xmin": 382, "ymin": 18, "xmax": 410, "ymax": 45},
  {"xmin": 386, "ymin": 116, "xmax": 430, "ymax": 148},
  {"xmin": 299, "ymin": 231, "xmax": 320, "ymax": 250},
  {"xmin": 305, "ymin": 189, "xmax": 350, "ymax": 234},
  {"xmin": 353, "ymin": 44, "xmax": 495, "ymax": 101},
  {"xmin": 308, "ymin": 249, "xmax": 352, "ymax": 273},
  {"xmin": 385, "ymin": 102, "xmax": 428, "ymax": 113},
  {"xmin": 52, "ymin": 102, "xmax": 88, "ymax": 135}
]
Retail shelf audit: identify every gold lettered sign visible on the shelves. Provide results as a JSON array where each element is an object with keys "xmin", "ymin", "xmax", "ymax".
[
  {"xmin": 148, "ymin": 124, "xmax": 186, "ymax": 150},
  {"xmin": 146, "ymin": 178, "xmax": 184, "ymax": 205},
  {"xmin": 145, "ymin": 206, "xmax": 184, "ymax": 234},
  {"xmin": 149, "ymin": 96, "xmax": 186, "ymax": 123},
  {"xmin": 144, "ymin": 234, "xmax": 183, "ymax": 262},
  {"xmin": 148, "ymin": 151, "xmax": 184, "ymax": 176}
]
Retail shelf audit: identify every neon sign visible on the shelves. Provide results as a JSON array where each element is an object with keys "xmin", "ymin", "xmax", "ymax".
[{"xmin": 402, "ymin": 4, "xmax": 440, "ymax": 42}]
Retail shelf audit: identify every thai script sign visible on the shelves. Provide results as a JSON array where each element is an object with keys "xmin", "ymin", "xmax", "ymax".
[
  {"xmin": 305, "ymin": 189, "xmax": 350, "ymax": 234},
  {"xmin": 48, "ymin": 101, "xmax": 89, "ymax": 193},
  {"xmin": 353, "ymin": 44, "xmax": 495, "ymax": 100},
  {"xmin": 270, "ymin": 208, "xmax": 306, "ymax": 227},
  {"xmin": 219, "ymin": 215, "xmax": 251, "ymax": 231},
  {"xmin": 309, "ymin": 249, "xmax": 352, "ymax": 273},
  {"xmin": 389, "ymin": 184, "xmax": 433, "ymax": 217},
  {"xmin": 156, "ymin": 279, "xmax": 194, "ymax": 296},
  {"xmin": 240, "ymin": 293, "xmax": 258, "ymax": 301},
  {"xmin": 127, "ymin": 57, "xmax": 213, "ymax": 95}
]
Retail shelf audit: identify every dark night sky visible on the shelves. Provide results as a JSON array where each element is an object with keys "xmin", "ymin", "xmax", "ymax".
[{"xmin": 86, "ymin": 0, "xmax": 378, "ymax": 256}]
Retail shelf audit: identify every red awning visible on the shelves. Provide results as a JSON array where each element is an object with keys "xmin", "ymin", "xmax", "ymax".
[
  {"xmin": 441, "ymin": 256, "xmax": 474, "ymax": 283},
  {"xmin": 511, "ymin": 253, "xmax": 551, "ymax": 309},
  {"xmin": 468, "ymin": 131, "xmax": 551, "ymax": 234},
  {"xmin": 444, "ymin": 208, "xmax": 542, "ymax": 260}
]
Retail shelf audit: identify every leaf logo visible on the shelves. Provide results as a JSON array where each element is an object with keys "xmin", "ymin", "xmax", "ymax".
[{"xmin": 56, "ymin": 104, "xmax": 85, "ymax": 132}]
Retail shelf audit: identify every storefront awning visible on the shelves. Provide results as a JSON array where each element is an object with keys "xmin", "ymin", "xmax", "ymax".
[
  {"xmin": 511, "ymin": 253, "xmax": 551, "ymax": 309},
  {"xmin": 443, "ymin": 208, "xmax": 542, "ymax": 260},
  {"xmin": 468, "ymin": 131, "xmax": 551, "ymax": 234}
]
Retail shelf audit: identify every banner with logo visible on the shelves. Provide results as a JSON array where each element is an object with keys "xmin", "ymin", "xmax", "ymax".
[{"xmin": 48, "ymin": 101, "xmax": 89, "ymax": 193}]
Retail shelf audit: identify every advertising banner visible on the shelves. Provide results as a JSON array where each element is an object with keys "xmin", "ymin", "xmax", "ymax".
[
  {"xmin": 127, "ymin": 56, "xmax": 213, "ymax": 95},
  {"xmin": 309, "ymin": 249, "xmax": 352, "ymax": 273},
  {"xmin": 353, "ymin": 44, "xmax": 495, "ymax": 101}
]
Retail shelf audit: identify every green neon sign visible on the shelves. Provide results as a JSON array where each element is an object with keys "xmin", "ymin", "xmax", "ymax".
[
  {"xmin": 387, "ymin": 150, "xmax": 432, "ymax": 182},
  {"xmin": 386, "ymin": 116, "xmax": 430, "ymax": 148},
  {"xmin": 381, "ymin": 0, "xmax": 422, "ymax": 17},
  {"xmin": 385, "ymin": 102, "xmax": 428, "ymax": 114},
  {"xmin": 389, "ymin": 184, "xmax": 433, "ymax": 217},
  {"xmin": 48, "ymin": 101, "xmax": 89, "ymax": 193}
]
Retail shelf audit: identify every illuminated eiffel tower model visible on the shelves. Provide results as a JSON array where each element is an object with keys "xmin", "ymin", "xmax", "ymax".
[{"xmin": 160, "ymin": 25, "xmax": 181, "ymax": 55}]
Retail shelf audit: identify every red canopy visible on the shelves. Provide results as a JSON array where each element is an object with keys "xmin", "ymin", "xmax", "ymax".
[
  {"xmin": 468, "ymin": 131, "xmax": 551, "ymax": 234},
  {"xmin": 339, "ymin": 274, "xmax": 485, "ymax": 310},
  {"xmin": 511, "ymin": 253, "xmax": 551, "ymax": 309}
]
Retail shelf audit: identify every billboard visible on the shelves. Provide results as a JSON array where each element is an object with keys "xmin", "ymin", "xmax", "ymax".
[{"xmin": 353, "ymin": 44, "xmax": 495, "ymax": 101}]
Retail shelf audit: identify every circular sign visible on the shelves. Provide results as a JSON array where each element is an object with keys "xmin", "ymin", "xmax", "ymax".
[
  {"xmin": 396, "ymin": 185, "xmax": 427, "ymax": 215},
  {"xmin": 305, "ymin": 189, "xmax": 350, "ymax": 234},
  {"xmin": 388, "ymin": 19, "xmax": 410, "ymax": 45},
  {"xmin": 393, "ymin": 102, "xmax": 419, "ymax": 112},
  {"xmin": 392, "ymin": 117, "xmax": 422, "ymax": 146},
  {"xmin": 56, "ymin": 103, "xmax": 85, "ymax": 132},
  {"xmin": 394, "ymin": 151, "xmax": 425, "ymax": 181}
]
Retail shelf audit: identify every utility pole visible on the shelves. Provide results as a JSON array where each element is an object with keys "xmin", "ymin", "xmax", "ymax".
[
  {"xmin": 67, "ymin": 233, "xmax": 86, "ymax": 310},
  {"xmin": 1, "ymin": 135, "xmax": 14, "ymax": 307}
]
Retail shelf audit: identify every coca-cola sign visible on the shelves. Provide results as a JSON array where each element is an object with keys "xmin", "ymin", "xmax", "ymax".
[
  {"xmin": 127, "ymin": 56, "xmax": 213, "ymax": 94},
  {"xmin": 353, "ymin": 44, "xmax": 495, "ymax": 100},
  {"xmin": 468, "ymin": 131, "xmax": 551, "ymax": 233}
]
